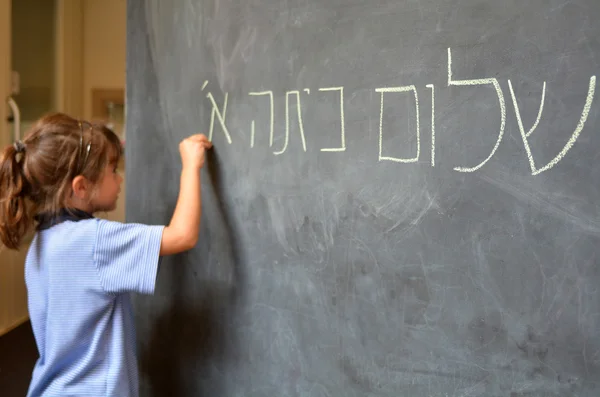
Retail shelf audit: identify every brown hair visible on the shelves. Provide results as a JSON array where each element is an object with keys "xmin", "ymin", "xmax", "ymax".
[{"xmin": 0, "ymin": 112, "xmax": 122, "ymax": 250}]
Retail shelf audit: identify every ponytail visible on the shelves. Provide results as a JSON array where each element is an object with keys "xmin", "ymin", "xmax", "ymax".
[
  {"xmin": 0, "ymin": 112, "xmax": 123, "ymax": 250},
  {"xmin": 0, "ymin": 143, "xmax": 33, "ymax": 250}
]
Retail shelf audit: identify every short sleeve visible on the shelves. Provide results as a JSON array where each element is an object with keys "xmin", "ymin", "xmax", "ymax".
[{"xmin": 94, "ymin": 219, "xmax": 165, "ymax": 295}]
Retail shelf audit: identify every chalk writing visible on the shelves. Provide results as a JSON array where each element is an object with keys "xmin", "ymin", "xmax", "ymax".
[
  {"xmin": 426, "ymin": 84, "xmax": 435, "ymax": 167},
  {"xmin": 249, "ymin": 91, "xmax": 274, "ymax": 147},
  {"xmin": 206, "ymin": 91, "xmax": 232, "ymax": 144},
  {"xmin": 375, "ymin": 86, "xmax": 420, "ymax": 163},
  {"xmin": 448, "ymin": 47, "xmax": 506, "ymax": 172},
  {"xmin": 206, "ymin": 48, "xmax": 597, "ymax": 176},
  {"xmin": 508, "ymin": 76, "xmax": 596, "ymax": 175},
  {"xmin": 319, "ymin": 87, "xmax": 346, "ymax": 152},
  {"xmin": 274, "ymin": 91, "xmax": 307, "ymax": 155}
]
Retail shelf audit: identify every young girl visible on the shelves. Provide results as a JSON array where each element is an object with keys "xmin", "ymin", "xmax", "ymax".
[{"xmin": 0, "ymin": 112, "xmax": 212, "ymax": 397}]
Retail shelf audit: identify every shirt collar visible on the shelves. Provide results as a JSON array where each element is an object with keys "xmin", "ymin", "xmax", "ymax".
[{"xmin": 36, "ymin": 208, "xmax": 95, "ymax": 231}]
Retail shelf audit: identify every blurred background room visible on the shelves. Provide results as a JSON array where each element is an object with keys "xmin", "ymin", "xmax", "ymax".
[{"xmin": 0, "ymin": 1, "xmax": 126, "ymax": 394}]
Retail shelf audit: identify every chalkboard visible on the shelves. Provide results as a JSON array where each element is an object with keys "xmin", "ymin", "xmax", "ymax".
[{"xmin": 125, "ymin": 1, "xmax": 600, "ymax": 396}]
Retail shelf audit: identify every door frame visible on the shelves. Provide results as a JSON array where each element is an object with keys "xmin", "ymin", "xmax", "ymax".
[
  {"xmin": 54, "ymin": 0, "xmax": 84, "ymax": 118},
  {"xmin": 0, "ymin": 0, "xmax": 10, "ymax": 148}
]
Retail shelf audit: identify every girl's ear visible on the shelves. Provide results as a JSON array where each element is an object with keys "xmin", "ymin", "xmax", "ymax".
[{"xmin": 71, "ymin": 175, "xmax": 90, "ymax": 200}]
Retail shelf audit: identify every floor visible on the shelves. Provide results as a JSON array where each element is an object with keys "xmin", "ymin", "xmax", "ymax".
[{"xmin": 0, "ymin": 321, "xmax": 38, "ymax": 396}]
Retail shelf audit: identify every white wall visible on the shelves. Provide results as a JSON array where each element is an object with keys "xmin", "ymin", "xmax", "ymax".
[
  {"xmin": 83, "ymin": 0, "xmax": 126, "ymax": 121},
  {"xmin": 83, "ymin": 0, "xmax": 127, "ymax": 223},
  {"xmin": 0, "ymin": 249, "xmax": 29, "ymax": 335}
]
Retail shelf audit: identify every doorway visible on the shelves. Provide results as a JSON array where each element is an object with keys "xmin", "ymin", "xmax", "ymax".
[
  {"xmin": 9, "ymin": 0, "xmax": 58, "ymax": 140},
  {"xmin": 0, "ymin": 0, "xmax": 83, "ymax": 337}
]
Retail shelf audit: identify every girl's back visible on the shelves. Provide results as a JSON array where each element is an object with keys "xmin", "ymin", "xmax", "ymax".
[
  {"xmin": 26, "ymin": 214, "xmax": 163, "ymax": 397},
  {"xmin": 0, "ymin": 112, "xmax": 212, "ymax": 397}
]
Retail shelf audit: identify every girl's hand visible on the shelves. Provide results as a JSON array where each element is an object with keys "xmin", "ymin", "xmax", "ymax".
[{"xmin": 179, "ymin": 134, "xmax": 212, "ymax": 170}]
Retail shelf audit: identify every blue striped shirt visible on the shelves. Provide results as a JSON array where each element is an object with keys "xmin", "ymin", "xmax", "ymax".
[{"xmin": 24, "ymin": 217, "xmax": 164, "ymax": 397}]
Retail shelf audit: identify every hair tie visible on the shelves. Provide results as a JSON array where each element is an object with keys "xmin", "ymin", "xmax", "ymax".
[{"xmin": 13, "ymin": 140, "xmax": 26, "ymax": 154}]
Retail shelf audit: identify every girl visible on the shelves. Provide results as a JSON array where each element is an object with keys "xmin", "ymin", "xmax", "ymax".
[{"xmin": 0, "ymin": 112, "xmax": 212, "ymax": 396}]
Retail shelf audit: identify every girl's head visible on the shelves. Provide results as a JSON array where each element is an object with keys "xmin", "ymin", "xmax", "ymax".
[{"xmin": 0, "ymin": 112, "xmax": 123, "ymax": 250}]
